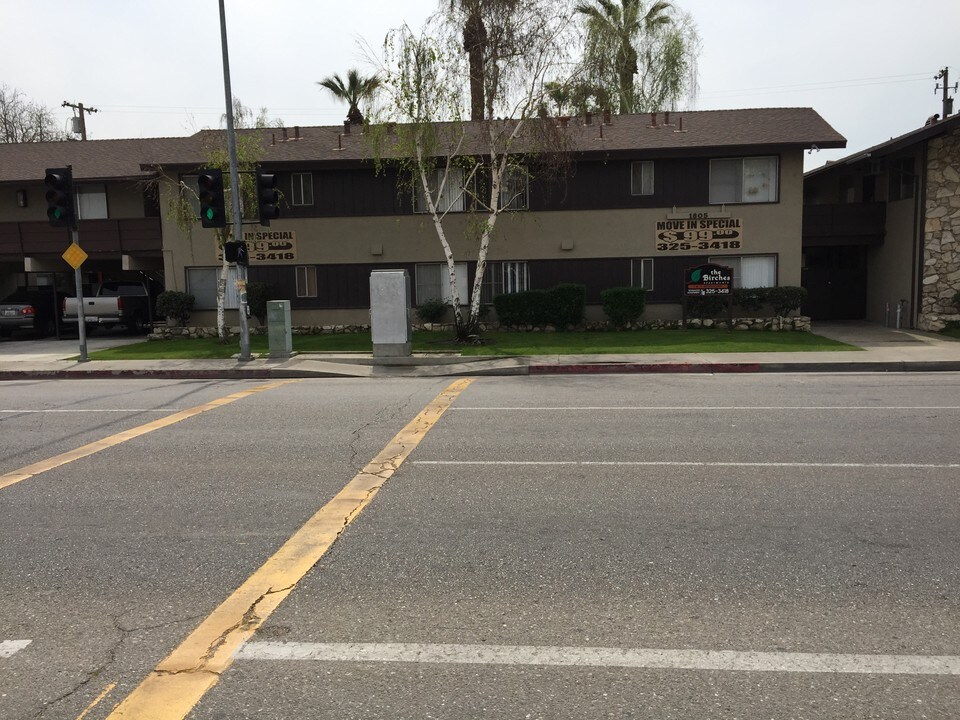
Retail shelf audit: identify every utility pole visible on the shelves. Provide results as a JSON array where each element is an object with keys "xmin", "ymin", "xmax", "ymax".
[
  {"xmin": 934, "ymin": 68, "xmax": 957, "ymax": 118},
  {"xmin": 61, "ymin": 101, "xmax": 98, "ymax": 141},
  {"xmin": 217, "ymin": 0, "xmax": 252, "ymax": 361}
]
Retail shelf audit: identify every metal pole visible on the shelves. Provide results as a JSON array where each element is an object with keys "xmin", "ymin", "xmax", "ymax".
[
  {"xmin": 217, "ymin": 0, "xmax": 251, "ymax": 361},
  {"xmin": 72, "ymin": 227, "xmax": 88, "ymax": 362}
]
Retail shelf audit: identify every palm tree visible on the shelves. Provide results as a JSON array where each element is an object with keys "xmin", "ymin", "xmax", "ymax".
[
  {"xmin": 574, "ymin": 0, "xmax": 673, "ymax": 114},
  {"xmin": 317, "ymin": 69, "xmax": 382, "ymax": 125}
]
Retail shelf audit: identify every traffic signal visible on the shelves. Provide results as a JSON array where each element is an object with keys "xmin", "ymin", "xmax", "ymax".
[
  {"xmin": 255, "ymin": 168, "xmax": 279, "ymax": 226},
  {"xmin": 44, "ymin": 167, "xmax": 75, "ymax": 228},
  {"xmin": 223, "ymin": 241, "xmax": 248, "ymax": 267},
  {"xmin": 197, "ymin": 168, "xmax": 226, "ymax": 228}
]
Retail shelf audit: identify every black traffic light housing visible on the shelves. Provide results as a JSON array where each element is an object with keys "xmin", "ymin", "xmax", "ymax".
[
  {"xmin": 223, "ymin": 241, "xmax": 248, "ymax": 267},
  {"xmin": 255, "ymin": 168, "xmax": 279, "ymax": 226},
  {"xmin": 197, "ymin": 168, "xmax": 226, "ymax": 228},
  {"xmin": 44, "ymin": 167, "xmax": 75, "ymax": 228}
]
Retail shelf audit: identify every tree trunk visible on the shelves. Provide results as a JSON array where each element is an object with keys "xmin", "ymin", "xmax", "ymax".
[{"xmin": 463, "ymin": 10, "xmax": 487, "ymax": 122}]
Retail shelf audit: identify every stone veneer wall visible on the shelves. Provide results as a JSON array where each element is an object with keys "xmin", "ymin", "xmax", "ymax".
[{"xmin": 920, "ymin": 126, "xmax": 960, "ymax": 330}]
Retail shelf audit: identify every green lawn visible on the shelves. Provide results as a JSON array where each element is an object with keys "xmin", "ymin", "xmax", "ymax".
[
  {"xmin": 88, "ymin": 328, "xmax": 857, "ymax": 360},
  {"xmin": 941, "ymin": 327, "xmax": 960, "ymax": 340}
]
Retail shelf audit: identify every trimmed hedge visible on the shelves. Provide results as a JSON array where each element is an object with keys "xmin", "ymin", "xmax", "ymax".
[
  {"xmin": 415, "ymin": 297, "xmax": 448, "ymax": 323},
  {"xmin": 155, "ymin": 291, "xmax": 195, "ymax": 326},
  {"xmin": 601, "ymin": 286, "xmax": 646, "ymax": 327},
  {"xmin": 246, "ymin": 282, "xmax": 273, "ymax": 325},
  {"xmin": 493, "ymin": 283, "xmax": 585, "ymax": 330},
  {"xmin": 688, "ymin": 286, "xmax": 808, "ymax": 318}
]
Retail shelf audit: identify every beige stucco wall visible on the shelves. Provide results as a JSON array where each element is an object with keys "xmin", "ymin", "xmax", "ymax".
[
  {"xmin": 160, "ymin": 149, "xmax": 805, "ymax": 293},
  {"xmin": 866, "ymin": 198, "xmax": 916, "ymax": 323}
]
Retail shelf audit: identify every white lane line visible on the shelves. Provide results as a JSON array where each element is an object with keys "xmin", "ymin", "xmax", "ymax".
[
  {"xmin": 235, "ymin": 642, "xmax": 960, "ymax": 675},
  {"xmin": 412, "ymin": 460, "xmax": 960, "ymax": 469},
  {"xmin": 448, "ymin": 406, "xmax": 960, "ymax": 411},
  {"xmin": 0, "ymin": 640, "xmax": 32, "ymax": 657},
  {"xmin": 0, "ymin": 409, "xmax": 175, "ymax": 414}
]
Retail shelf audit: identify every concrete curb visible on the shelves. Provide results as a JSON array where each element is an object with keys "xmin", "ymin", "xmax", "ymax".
[{"xmin": 3, "ymin": 359, "xmax": 960, "ymax": 381}]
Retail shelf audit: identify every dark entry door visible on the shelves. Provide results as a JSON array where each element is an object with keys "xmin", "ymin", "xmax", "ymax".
[{"xmin": 801, "ymin": 246, "xmax": 868, "ymax": 320}]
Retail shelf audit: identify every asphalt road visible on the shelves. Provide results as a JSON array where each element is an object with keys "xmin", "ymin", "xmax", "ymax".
[{"xmin": 0, "ymin": 374, "xmax": 958, "ymax": 719}]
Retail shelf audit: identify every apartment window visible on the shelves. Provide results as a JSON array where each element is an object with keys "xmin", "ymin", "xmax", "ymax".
[
  {"xmin": 416, "ymin": 262, "xmax": 468, "ymax": 304},
  {"xmin": 631, "ymin": 161, "xmax": 654, "ymax": 196},
  {"xmin": 709, "ymin": 156, "xmax": 778, "ymax": 204},
  {"xmin": 499, "ymin": 166, "xmax": 529, "ymax": 210},
  {"xmin": 291, "ymin": 173, "xmax": 314, "ymax": 206},
  {"xmin": 630, "ymin": 258, "xmax": 654, "ymax": 291},
  {"xmin": 76, "ymin": 183, "xmax": 108, "ymax": 220},
  {"xmin": 480, "ymin": 261, "xmax": 530, "ymax": 303},
  {"xmin": 709, "ymin": 254, "xmax": 776, "ymax": 288},
  {"xmin": 186, "ymin": 266, "xmax": 239, "ymax": 309},
  {"xmin": 296, "ymin": 266, "xmax": 317, "ymax": 298},
  {"xmin": 414, "ymin": 167, "xmax": 466, "ymax": 213},
  {"xmin": 890, "ymin": 158, "xmax": 915, "ymax": 201}
]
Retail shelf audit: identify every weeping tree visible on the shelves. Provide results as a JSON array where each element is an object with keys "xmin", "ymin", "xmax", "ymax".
[
  {"xmin": 575, "ymin": 0, "xmax": 699, "ymax": 113},
  {"xmin": 317, "ymin": 69, "xmax": 383, "ymax": 124},
  {"xmin": 0, "ymin": 84, "xmax": 66, "ymax": 143},
  {"xmin": 369, "ymin": 5, "xmax": 572, "ymax": 340},
  {"xmin": 164, "ymin": 98, "xmax": 277, "ymax": 340}
]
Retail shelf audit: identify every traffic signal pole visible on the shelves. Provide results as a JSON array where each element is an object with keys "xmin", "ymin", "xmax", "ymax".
[{"xmin": 217, "ymin": 0, "xmax": 251, "ymax": 361}]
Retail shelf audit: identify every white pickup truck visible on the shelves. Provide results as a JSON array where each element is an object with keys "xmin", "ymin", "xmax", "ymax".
[{"xmin": 62, "ymin": 281, "xmax": 156, "ymax": 334}]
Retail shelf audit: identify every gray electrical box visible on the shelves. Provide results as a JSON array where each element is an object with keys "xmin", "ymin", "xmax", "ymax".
[
  {"xmin": 370, "ymin": 270, "xmax": 412, "ymax": 357},
  {"xmin": 267, "ymin": 300, "xmax": 292, "ymax": 358}
]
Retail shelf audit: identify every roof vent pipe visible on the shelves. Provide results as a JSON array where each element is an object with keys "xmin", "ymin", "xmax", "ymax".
[
  {"xmin": 664, "ymin": 111, "xmax": 671, "ymax": 126},
  {"xmin": 271, "ymin": 133, "xmax": 276, "ymax": 146},
  {"xmin": 585, "ymin": 111, "xmax": 593, "ymax": 125},
  {"xmin": 602, "ymin": 109, "xmax": 612, "ymax": 125},
  {"xmin": 649, "ymin": 112, "xmax": 659, "ymax": 128},
  {"xmin": 294, "ymin": 126, "xmax": 300, "ymax": 140},
  {"xmin": 282, "ymin": 127, "xmax": 288, "ymax": 141}
]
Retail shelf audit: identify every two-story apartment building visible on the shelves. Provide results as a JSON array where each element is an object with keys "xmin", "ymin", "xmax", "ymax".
[
  {"xmin": 803, "ymin": 112, "xmax": 960, "ymax": 329},
  {"xmin": 0, "ymin": 108, "xmax": 845, "ymax": 328}
]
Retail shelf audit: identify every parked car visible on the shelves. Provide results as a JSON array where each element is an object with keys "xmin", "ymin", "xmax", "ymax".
[
  {"xmin": 62, "ymin": 280, "xmax": 158, "ymax": 334},
  {"xmin": 0, "ymin": 287, "xmax": 59, "ymax": 338}
]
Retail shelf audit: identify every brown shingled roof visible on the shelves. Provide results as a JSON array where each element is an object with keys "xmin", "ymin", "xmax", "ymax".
[{"xmin": 0, "ymin": 108, "xmax": 844, "ymax": 183}]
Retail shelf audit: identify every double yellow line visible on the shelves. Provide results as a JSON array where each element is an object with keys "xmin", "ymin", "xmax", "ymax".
[
  {"xmin": 104, "ymin": 377, "xmax": 473, "ymax": 719},
  {"xmin": 4, "ymin": 376, "xmax": 473, "ymax": 718}
]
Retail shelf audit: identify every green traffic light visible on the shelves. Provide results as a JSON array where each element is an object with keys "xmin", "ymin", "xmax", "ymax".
[{"xmin": 205, "ymin": 208, "xmax": 215, "ymax": 221}]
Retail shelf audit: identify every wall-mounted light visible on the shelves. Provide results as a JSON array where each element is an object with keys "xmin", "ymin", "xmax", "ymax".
[{"xmin": 16, "ymin": 189, "xmax": 27, "ymax": 208}]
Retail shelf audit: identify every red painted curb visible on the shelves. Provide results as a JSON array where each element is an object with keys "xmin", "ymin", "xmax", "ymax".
[{"xmin": 529, "ymin": 363, "xmax": 764, "ymax": 374}]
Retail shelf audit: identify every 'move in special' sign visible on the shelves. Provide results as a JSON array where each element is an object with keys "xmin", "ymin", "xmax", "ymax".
[
  {"xmin": 685, "ymin": 264, "xmax": 733, "ymax": 296},
  {"xmin": 656, "ymin": 217, "xmax": 742, "ymax": 252}
]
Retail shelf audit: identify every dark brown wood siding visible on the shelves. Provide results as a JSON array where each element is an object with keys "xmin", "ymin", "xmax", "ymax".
[
  {"xmin": 250, "ymin": 257, "xmax": 710, "ymax": 309},
  {"xmin": 278, "ymin": 168, "xmax": 409, "ymax": 218}
]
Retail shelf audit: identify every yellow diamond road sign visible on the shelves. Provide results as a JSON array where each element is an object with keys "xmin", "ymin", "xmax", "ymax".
[{"xmin": 62, "ymin": 243, "xmax": 88, "ymax": 270}]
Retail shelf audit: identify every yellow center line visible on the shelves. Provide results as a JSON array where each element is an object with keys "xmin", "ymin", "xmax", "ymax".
[
  {"xmin": 75, "ymin": 682, "xmax": 117, "ymax": 720},
  {"xmin": 0, "ymin": 380, "xmax": 301, "ymax": 492},
  {"xmin": 106, "ymin": 377, "xmax": 474, "ymax": 720}
]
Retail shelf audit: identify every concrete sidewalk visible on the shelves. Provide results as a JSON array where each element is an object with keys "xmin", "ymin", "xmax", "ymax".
[{"xmin": 1, "ymin": 322, "xmax": 959, "ymax": 379}]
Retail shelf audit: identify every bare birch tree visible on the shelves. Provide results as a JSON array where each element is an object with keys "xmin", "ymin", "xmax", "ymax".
[{"xmin": 370, "ymin": 3, "xmax": 573, "ymax": 340}]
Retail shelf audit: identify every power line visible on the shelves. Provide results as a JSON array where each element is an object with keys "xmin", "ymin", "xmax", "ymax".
[{"xmin": 699, "ymin": 71, "xmax": 935, "ymax": 98}]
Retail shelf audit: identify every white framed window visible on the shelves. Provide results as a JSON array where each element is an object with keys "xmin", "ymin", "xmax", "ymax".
[
  {"xmin": 186, "ymin": 266, "xmax": 239, "ymax": 309},
  {"xmin": 631, "ymin": 161, "xmax": 654, "ymax": 196},
  {"xmin": 76, "ymin": 183, "xmax": 108, "ymax": 220},
  {"xmin": 414, "ymin": 167, "xmax": 466, "ymax": 214},
  {"xmin": 291, "ymin": 173, "xmax": 314, "ymax": 206},
  {"xmin": 709, "ymin": 254, "xmax": 776, "ymax": 288},
  {"xmin": 296, "ymin": 266, "xmax": 317, "ymax": 298},
  {"xmin": 499, "ymin": 166, "xmax": 529, "ymax": 210},
  {"xmin": 416, "ymin": 262, "xmax": 468, "ymax": 304},
  {"xmin": 502, "ymin": 261, "xmax": 529, "ymax": 293},
  {"xmin": 480, "ymin": 261, "xmax": 530, "ymax": 302},
  {"xmin": 709, "ymin": 156, "xmax": 778, "ymax": 204},
  {"xmin": 630, "ymin": 258, "xmax": 654, "ymax": 291}
]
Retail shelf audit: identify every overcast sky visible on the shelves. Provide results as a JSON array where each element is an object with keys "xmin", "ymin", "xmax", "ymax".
[{"xmin": 3, "ymin": 0, "xmax": 958, "ymax": 171}]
